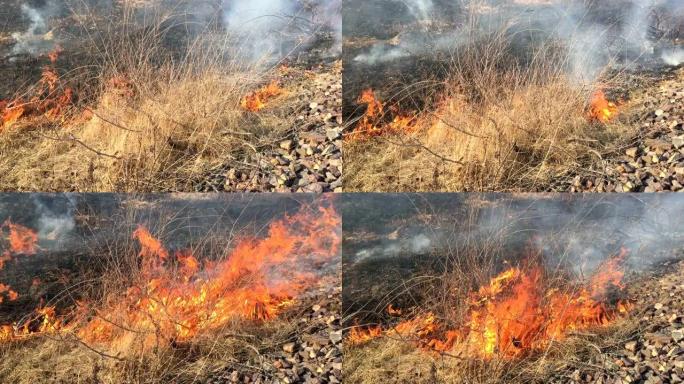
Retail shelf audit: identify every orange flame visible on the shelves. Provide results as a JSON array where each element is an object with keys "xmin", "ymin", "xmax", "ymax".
[
  {"xmin": 2, "ymin": 220, "xmax": 38, "ymax": 255},
  {"xmin": 241, "ymin": 81, "xmax": 284, "ymax": 112},
  {"xmin": 0, "ymin": 221, "xmax": 39, "ymax": 312},
  {"xmin": 46, "ymin": 46, "xmax": 63, "ymax": 64},
  {"xmin": 348, "ymin": 249, "xmax": 631, "ymax": 359},
  {"xmin": 0, "ymin": 203, "xmax": 340, "ymax": 349},
  {"xmin": 587, "ymin": 90, "xmax": 618, "ymax": 123},
  {"xmin": 76, "ymin": 203, "xmax": 340, "ymax": 352},
  {"xmin": 387, "ymin": 304, "xmax": 402, "ymax": 316},
  {"xmin": 0, "ymin": 63, "xmax": 74, "ymax": 130},
  {"xmin": 348, "ymin": 324, "xmax": 382, "ymax": 344},
  {"xmin": 0, "ymin": 284, "xmax": 18, "ymax": 303},
  {"xmin": 348, "ymin": 89, "xmax": 417, "ymax": 140},
  {"xmin": 0, "ymin": 102, "xmax": 25, "ymax": 128}
]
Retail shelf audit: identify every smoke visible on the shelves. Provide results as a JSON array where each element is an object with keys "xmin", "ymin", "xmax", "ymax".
[
  {"xmin": 662, "ymin": 47, "xmax": 684, "ymax": 65},
  {"xmin": 6, "ymin": 0, "xmax": 341, "ymax": 63},
  {"xmin": 222, "ymin": 0, "xmax": 342, "ymax": 62},
  {"xmin": 30, "ymin": 195, "xmax": 76, "ymax": 247},
  {"xmin": 346, "ymin": 194, "xmax": 684, "ymax": 277},
  {"xmin": 353, "ymin": 44, "xmax": 411, "ymax": 65},
  {"xmin": 354, "ymin": 233, "xmax": 433, "ymax": 263},
  {"xmin": 404, "ymin": 0, "xmax": 434, "ymax": 21},
  {"xmin": 351, "ymin": 0, "xmax": 684, "ymax": 82},
  {"xmin": 9, "ymin": 3, "xmax": 59, "ymax": 57}
]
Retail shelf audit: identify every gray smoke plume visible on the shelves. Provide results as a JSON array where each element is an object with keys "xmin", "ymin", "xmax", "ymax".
[
  {"xmin": 351, "ymin": 0, "xmax": 684, "ymax": 83},
  {"xmin": 404, "ymin": 0, "xmax": 434, "ymax": 21},
  {"xmin": 345, "ymin": 194, "xmax": 684, "ymax": 277},
  {"xmin": 10, "ymin": 3, "xmax": 59, "ymax": 57},
  {"xmin": 30, "ymin": 194, "xmax": 77, "ymax": 248},
  {"xmin": 662, "ymin": 47, "xmax": 684, "ymax": 66},
  {"xmin": 222, "ymin": 0, "xmax": 342, "ymax": 62}
]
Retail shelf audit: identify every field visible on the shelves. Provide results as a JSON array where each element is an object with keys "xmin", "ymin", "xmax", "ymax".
[
  {"xmin": 342, "ymin": 194, "xmax": 684, "ymax": 383},
  {"xmin": 0, "ymin": 194, "xmax": 342, "ymax": 383},
  {"xmin": 0, "ymin": 0, "xmax": 342, "ymax": 192},
  {"xmin": 344, "ymin": 0, "xmax": 684, "ymax": 192}
]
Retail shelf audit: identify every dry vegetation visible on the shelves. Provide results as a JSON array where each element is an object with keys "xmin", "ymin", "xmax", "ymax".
[
  {"xmin": 343, "ymin": 322, "xmax": 638, "ymax": 384},
  {"xmin": 342, "ymin": 198, "xmax": 645, "ymax": 383},
  {"xmin": 0, "ymin": 1, "xmax": 306, "ymax": 192},
  {"xmin": 0, "ymin": 199, "xmax": 340, "ymax": 383},
  {"xmin": 345, "ymin": 13, "xmax": 640, "ymax": 192},
  {"xmin": 0, "ymin": 226, "xmax": 271, "ymax": 383}
]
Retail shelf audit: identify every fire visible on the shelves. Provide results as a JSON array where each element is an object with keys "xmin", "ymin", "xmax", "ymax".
[
  {"xmin": 0, "ymin": 221, "xmax": 39, "ymax": 308},
  {"xmin": 2, "ymin": 220, "xmax": 38, "ymax": 256},
  {"xmin": 348, "ymin": 89, "xmax": 417, "ymax": 140},
  {"xmin": 46, "ymin": 46, "xmax": 63, "ymax": 63},
  {"xmin": 348, "ymin": 249, "xmax": 631, "ymax": 359},
  {"xmin": 0, "ymin": 283, "xmax": 19, "ymax": 303},
  {"xmin": 0, "ymin": 59, "xmax": 74, "ymax": 130},
  {"xmin": 241, "ymin": 81, "xmax": 284, "ymax": 112},
  {"xmin": 0, "ymin": 103, "xmax": 25, "ymax": 128},
  {"xmin": 6, "ymin": 224, "xmax": 38, "ymax": 256},
  {"xmin": 0, "ymin": 203, "xmax": 340, "ymax": 350},
  {"xmin": 76, "ymin": 202, "xmax": 340, "ymax": 352},
  {"xmin": 387, "ymin": 304, "xmax": 402, "ymax": 316},
  {"xmin": 587, "ymin": 90, "xmax": 618, "ymax": 123},
  {"xmin": 348, "ymin": 324, "xmax": 382, "ymax": 344}
]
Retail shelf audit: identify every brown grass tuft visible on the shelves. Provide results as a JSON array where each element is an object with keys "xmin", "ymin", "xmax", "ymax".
[
  {"xmin": 345, "ymin": 26, "xmax": 634, "ymax": 192},
  {"xmin": 0, "ymin": 1, "xmax": 298, "ymax": 192}
]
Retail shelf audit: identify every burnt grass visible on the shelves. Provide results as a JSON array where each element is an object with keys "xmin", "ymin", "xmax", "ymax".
[
  {"xmin": 0, "ymin": 0, "xmax": 343, "ymax": 193},
  {"xmin": 342, "ymin": 0, "xmax": 455, "ymax": 120}
]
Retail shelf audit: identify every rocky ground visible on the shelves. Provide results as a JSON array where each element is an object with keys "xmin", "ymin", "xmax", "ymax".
[
  {"xmin": 208, "ymin": 281, "xmax": 343, "ymax": 384},
  {"xmin": 195, "ymin": 60, "xmax": 343, "ymax": 193},
  {"xmin": 554, "ymin": 66, "xmax": 684, "ymax": 193},
  {"xmin": 549, "ymin": 258, "xmax": 684, "ymax": 384}
]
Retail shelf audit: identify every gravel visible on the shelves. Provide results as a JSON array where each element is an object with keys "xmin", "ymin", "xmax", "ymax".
[
  {"xmin": 193, "ymin": 61, "xmax": 343, "ymax": 193},
  {"xmin": 553, "ymin": 66, "xmax": 684, "ymax": 193},
  {"xmin": 549, "ymin": 258, "xmax": 684, "ymax": 383},
  {"xmin": 206, "ymin": 282, "xmax": 342, "ymax": 384}
]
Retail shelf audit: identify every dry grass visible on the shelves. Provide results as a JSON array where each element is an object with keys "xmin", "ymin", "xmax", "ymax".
[
  {"xmin": 344, "ymin": 318, "xmax": 638, "ymax": 384},
  {"xmin": 0, "ymin": 320, "xmax": 299, "ymax": 384},
  {"xmin": 0, "ymin": 203, "xmax": 303, "ymax": 383},
  {"xmin": 0, "ymin": 0, "xmax": 300, "ymax": 192},
  {"xmin": 343, "ymin": 196, "xmax": 643, "ymax": 383},
  {"xmin": 345, "ymin": 22, "xmax": 635, "ymax": 192}
]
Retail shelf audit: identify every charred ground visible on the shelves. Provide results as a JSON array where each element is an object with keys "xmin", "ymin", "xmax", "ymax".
[
  {"xmin": 0, "ymin": 0, "xmax": 342, "ymax": 193},
  {"xmin": 0, "ymin": 194, "xmax": 342, "ymax": 384},
  {"xmin": 343, "ymin": 0, "xmax": 684, "ymax": 192}
]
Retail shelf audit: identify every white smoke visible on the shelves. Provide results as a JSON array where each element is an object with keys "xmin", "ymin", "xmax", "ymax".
[
  {"xmin": 31, "ymin": 194, "xmax": 76, "ymax": 246},
  {"xmin": 349, "ymin": 194, "xmax": 684, "ymax": 276},
  {"xmin": 662, "ymin": 47, "xmax": 684, "ymax": 65},
  {"xmin": 10, "ymin": 4, "xmax": 57, "ymax": 57},
  {"xmin": 222, "ymin": 0, "xmax": 342, "ymax": 62},
  {"xmin": 354, "ymin": 233, "xmax": 433, "ymax": 263},
  {"xmin": 352, "ymin": 0, "xmax": 684, "ymax": 81},
  {"xmin": 353, "ymin": 44, "xmax": 410, "ymax": 65},
  {"xmin": 404, "ymin": 0, "xmax": 434, "ymax": 21}
]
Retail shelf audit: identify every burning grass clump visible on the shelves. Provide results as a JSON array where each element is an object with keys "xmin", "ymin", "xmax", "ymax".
[
  {"xmin": 344, "ymin": 244, "xmax": 637, "ymax": 384},
  {"xmin": 0, "ymin": 1, "xmax": 305, "ymax": 192},
  {"xmin": 0, "ymin": 201, "xmax": 341, "ymax": 383},
  {"xmin": 345, "ymin": 32, "xmax": 633, "ymax": 192}
]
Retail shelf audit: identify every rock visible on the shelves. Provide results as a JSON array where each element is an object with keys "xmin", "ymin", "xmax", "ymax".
[
  {"xmin": 280, "ymin": 140, "xmax": 294, "ymax": 150},
  {"xmin": 626, "ymin": 147, "xmax": 639, "ymax": 158},
  {"xmin": 673, "ymin": 136, "xmax": 684, "ymax": 149},
  {"xmin": 330, "ymin": 331, "xmax": 342, "ymax": 344},
  {"xmin": 283, "ymin": 342, "xmax": 296, "ymax": 354},
  {"xmin": 673, "ymin": 329, "xmax": 684, "ymax": 342},
  {"xmin": 625, "ymin": 341, "xmax": 638, "ymax": 352}
]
